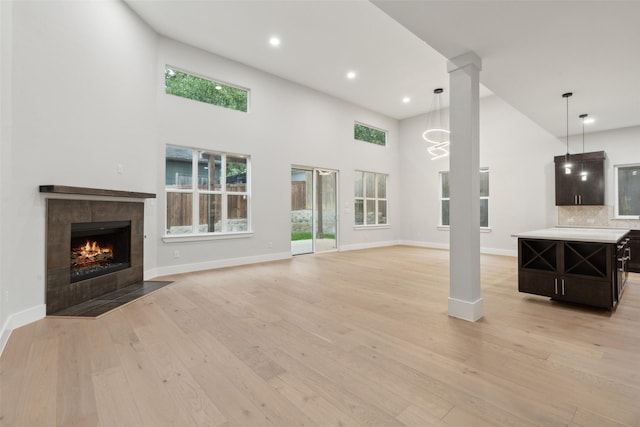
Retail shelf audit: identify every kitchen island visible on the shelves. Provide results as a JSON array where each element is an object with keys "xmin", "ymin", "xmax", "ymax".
[{"xmin": 512, "ymin": 227, "xmax": 630, "ymax": 309}]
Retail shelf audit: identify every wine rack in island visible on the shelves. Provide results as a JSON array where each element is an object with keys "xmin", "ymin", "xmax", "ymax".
[{"xmin": 517, "ymin": 230, "xmax": 629, "ymax": 309}]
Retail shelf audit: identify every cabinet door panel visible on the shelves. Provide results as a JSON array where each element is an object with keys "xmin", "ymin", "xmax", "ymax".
[
  {"xmin": 563, "ymin": 276, "xmax": 613, "ymax": 308},
  {"xmin": 627, "ymin": 236, "xmax": 640, "ymax": 273},
  {"xmin": 519, "ymin": 271, "xmax": 557, "ymax": 298},
  {"xmin": 576, "ymin": 160, "xmax": 605, "ymax": 205},
  {"xmin": 555, "ymin": 162, "xmax": 578, "ymax": 205}
]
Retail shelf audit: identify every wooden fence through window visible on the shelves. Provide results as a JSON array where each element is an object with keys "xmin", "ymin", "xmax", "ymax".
[{"xmin": 166, "ymin": 184, "xmax": 247, "ymax": 231}]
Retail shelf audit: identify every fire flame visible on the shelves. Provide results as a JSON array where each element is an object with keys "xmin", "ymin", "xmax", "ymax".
[
  {"xmin": 85, "ymin": 241, "xmax": 97, "ymax": 253},
  {"xmin": 71, "ymin": 240, "xmax": 112, "ymax": 268},
  {"xmin": 81, "ymin": 240, "xmax": 111, "ymax": 258}
]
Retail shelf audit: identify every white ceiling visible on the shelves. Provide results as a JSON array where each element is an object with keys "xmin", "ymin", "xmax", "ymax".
[
  {"xmin": 373, "ymin": 1, "xmax": 640, "ymax": 138},
  {"xmin": 124, "ymin": 0, "xmax": 640, "ymax": 139}
]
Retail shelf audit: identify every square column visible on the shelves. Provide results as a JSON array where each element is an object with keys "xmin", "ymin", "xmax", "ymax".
[{"xmin": 447, "ymin": 52, "xmax": 483, "ymax": 321}]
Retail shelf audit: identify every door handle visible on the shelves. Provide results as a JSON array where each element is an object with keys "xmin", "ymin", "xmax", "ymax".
[
  {"xmin": 561, "ymin": 278, "xmax": 565, "ymax": 295},
  {"xmin": 555, "ymin": 277, "xmax": 558, "ymax": 294}
]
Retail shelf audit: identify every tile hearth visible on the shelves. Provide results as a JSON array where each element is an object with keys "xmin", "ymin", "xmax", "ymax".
[{"xmin": 48, "ymin": 280, "xmax": 172, "ymax": 317}]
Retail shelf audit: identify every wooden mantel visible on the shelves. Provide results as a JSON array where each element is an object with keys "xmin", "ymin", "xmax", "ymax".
[{"xmin": 39, "ymin": 185, "xmax": 156, "ymax": 199}]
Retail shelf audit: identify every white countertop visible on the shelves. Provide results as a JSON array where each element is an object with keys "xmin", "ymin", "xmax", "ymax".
[{"xmin": 511, "ymin": 227, "xmax": 629, "ymax": 243}]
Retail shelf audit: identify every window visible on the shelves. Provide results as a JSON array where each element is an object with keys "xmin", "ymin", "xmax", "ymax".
[
  {"xmin": 354, "ymin": 122, "xmax": 386, "ymax": 146},
  {"xmin": 615, "ymin": 164, "xmax": 640, "ymax": 218},
  {"xmin": 165, "ymin": 146, "xmax": 250, "ymax": 235},
  {"xmin": 440, "ymin": 168, "xmax": 489, "ymax": 228},
  {"xmin": 355, "ymin": 171, "xmax": 388, "ymax": 225},
  {"xmin": 165, "ymin": 67, "xmax": 249, "ymax": 112}
]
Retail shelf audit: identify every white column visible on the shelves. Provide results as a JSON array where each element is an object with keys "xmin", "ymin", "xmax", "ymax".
[{"xmin": 447, "ymin": 52, "xmax": 483, "ymax": 322}]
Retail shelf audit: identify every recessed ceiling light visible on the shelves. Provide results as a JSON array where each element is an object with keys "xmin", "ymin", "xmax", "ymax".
[
  {"xmin": 402, "ymin": 97, "xmax": 411, "ymax": 104},
  {"xmin": 346, "ymin": 71, "xmax": 356, "ymax": 80},
  {"xmin": 583, "ymin": 117, "xmax": 595, "ymax": 124},
  {"xmin": 269, "ymin": 36, "xmax": 281, "ymax": 47}
]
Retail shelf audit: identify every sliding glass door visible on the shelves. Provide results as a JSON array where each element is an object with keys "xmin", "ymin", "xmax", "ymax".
[{"xmin": 290, "ymin": 167, "xmax": 338, "ymax": 255}]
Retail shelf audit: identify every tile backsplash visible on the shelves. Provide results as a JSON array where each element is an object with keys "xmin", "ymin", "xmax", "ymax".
[{"xmin": 558, "ymin": 205, "xmax": 640, "ymax": 229}]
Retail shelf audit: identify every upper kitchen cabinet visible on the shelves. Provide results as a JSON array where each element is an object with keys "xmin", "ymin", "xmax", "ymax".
[{"xmin": 554, "ymin": 151, "xmax": 605, "ymax": 206}]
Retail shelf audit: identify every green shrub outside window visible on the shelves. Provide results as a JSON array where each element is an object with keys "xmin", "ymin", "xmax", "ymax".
[
  {"xmin": 165, "ymin": 67, "xmax": 248, "ymax": 113},
  {"xmin": 354, "ymin": 123, "xmax": 386, "ymax": 146}
]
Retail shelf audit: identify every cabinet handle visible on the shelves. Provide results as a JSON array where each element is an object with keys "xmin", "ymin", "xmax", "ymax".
[
  {"xmin": 574, "ymin": 195, "xmax": 578, "ymax": 204},
  {"xmin": 555, "ymin": 277, "xmax": 558, "ymax": 294},
  {"xmin": 561, "ymin": 278, "xmax": 565, "ymax": 295},
  {"xmin": 579, "ymin": 195, "xmax": 582, "ymax": 205}
]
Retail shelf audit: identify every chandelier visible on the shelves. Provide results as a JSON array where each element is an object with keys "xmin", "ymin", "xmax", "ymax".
[{"xmin": 423, "ymin": 88, "xmax": 450, "ymax": 160}]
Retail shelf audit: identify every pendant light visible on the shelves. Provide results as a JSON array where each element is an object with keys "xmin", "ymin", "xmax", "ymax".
[
  {"xmin": 579, "ymin": 113, "xmax": 588, "ymax": 181},
  {"xmin": 423, "ymin": 88, "xmax": 450, "ymax": 160},
  {"xmin": 562, "ymin": 92, "xmax": 573, "ymax": 174}
]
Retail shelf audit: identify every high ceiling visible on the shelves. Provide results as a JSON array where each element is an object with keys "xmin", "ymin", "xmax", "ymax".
[
  {"xmin": 124, "ymin": 0, "xmax": 640, "ymax": 139},
  {"xmin": 373, "ymin": 1, "xmax": 640, "ymax": 138}
]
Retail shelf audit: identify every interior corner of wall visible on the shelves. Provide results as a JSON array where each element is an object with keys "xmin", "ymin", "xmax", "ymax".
[{"xmin": 0, "ymin": 304, "xmax": 46, "ymax": 356}]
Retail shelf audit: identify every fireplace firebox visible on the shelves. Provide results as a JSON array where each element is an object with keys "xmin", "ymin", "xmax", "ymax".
[{"xmin": 70, "ymin": 220, "xmax": 131, "ymax": 283}]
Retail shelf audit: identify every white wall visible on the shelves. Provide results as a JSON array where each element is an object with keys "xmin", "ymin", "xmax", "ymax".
[
  {"xmin": 0, "ymin": 0, "xmax": 158, "ymax": 350},
  {"xmin": 153, "ymin": 37, "xmax": 400, "ymax": 275},
  {"xmin": 399, "ymin": 95, "xmax": 560, "ymax": 255},
  {"xmin": 0, "ymin": 0, "xmax": 12, "ymax": 351}
]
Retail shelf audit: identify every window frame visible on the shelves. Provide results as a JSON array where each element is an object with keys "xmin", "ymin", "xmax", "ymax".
[
  {"xmin": 439, "ymin": 171, "xmax": 450, "ymax": 227},
  {"xmin": 354, "ymin": 121, "xmax": 387, "ymax": 147},
  {"xmin": 614, "ymin": 163, "xmax": 640, "ymax": 219},
  {"xmin": 165, "ymin": 145, "xmax": 251, "ymax": 238},
  {"xmin": 164, "ymin": 65, "xmax": 250, "ymax": 113},
  {"xmin": 354, "ymin": 170, "xmax": 389, "ymax": 227},
  {"xmin": 439, "ymin": 168, "xmax": 490, "ymax": 229}
]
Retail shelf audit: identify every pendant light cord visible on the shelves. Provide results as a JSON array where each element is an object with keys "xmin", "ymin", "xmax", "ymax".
[
  {"xmin": 582, "ymin": 118, "xmax": 585, "ymax": 154},
  {"xmin": 579, "ymin": 113, "xmax": 588, "ymax": 176},
  {"xmin": 562, "ymin": 92, "xmax": 573, "ymax": 166},
  {"xmin": 564, "ymin": 93, "xmax": 571, "ymax": 156}
]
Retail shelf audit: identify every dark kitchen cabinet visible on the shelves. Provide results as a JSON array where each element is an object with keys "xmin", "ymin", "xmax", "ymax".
[
  {"xmin": 626, "ymin": 230, "xmax": 640, "ymax": 273},
  {"xmin": 517, "ymin": 236, "xmax": 625, "ymax": 309},
  {"xmin": 554, "ymin": 151, "xmax": 605, "ymax": 205}
]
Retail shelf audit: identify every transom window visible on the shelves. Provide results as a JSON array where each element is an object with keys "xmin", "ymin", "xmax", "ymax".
[
  {"xmin": 165, "ymin": 146, "xmax": 250, "ymax": 235},
  {"xmin": 165, "ymin": 67, "xmax": 249, "ymax": 113},
  {"xmin": 615, "ymin": 164, "xmax": 640, "ymax": 218},
  {"xmin": 355, "ymin": 171, "xmax": 388, "ymax": 226},
  {"xmin": 354, "ymin": 122, "xmax": 387, "ymax": 146},
  {"xmin": 440, "ymin": 168, "xmax": 489, "ymax": 228}
]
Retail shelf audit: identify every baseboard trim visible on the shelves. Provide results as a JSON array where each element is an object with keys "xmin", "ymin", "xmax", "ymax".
[
  {"xmin": 399, "ymin": 240, "xmax": 516, "ymax": 257},
  {"xmin": 151, "ymin": 252, "xmax": 292, "ymax": 278},
  {"xmin": 0, "ymin": 304, "xmax": 46, "ymax": 356},
  {"xmin": 480, "ymin": 247, "xmax": 517, "ymax": 257},
  {"xmin": 398, "ymin": 240, "xmax": 449, "ymax": 250},
  {"xmin": 448, "ymin": 297, "xmax": 484, "ymax": 322},
  {"xmin": 339, "ymin": 240, "xmax": 401, "ymax": 252}
]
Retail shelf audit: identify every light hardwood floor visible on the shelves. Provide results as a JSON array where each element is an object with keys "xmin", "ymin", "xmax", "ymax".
[{"xmin": 1, "ymin": 246, "xmax": 639, "ymax": 426}]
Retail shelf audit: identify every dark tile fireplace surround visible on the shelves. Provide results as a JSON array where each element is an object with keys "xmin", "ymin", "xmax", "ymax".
[{"xmin": 42, "ymin": 186, "xmax": 156, "ymax": 315}]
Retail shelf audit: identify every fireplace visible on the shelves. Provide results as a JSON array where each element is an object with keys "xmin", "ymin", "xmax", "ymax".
[
  {"xmin": 70, "ymin": 220, "xmax": 131, "ymax": 283},
  {"xmin": 43, "ymin": 189, "xmax": 153, "ymax": 314}
]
